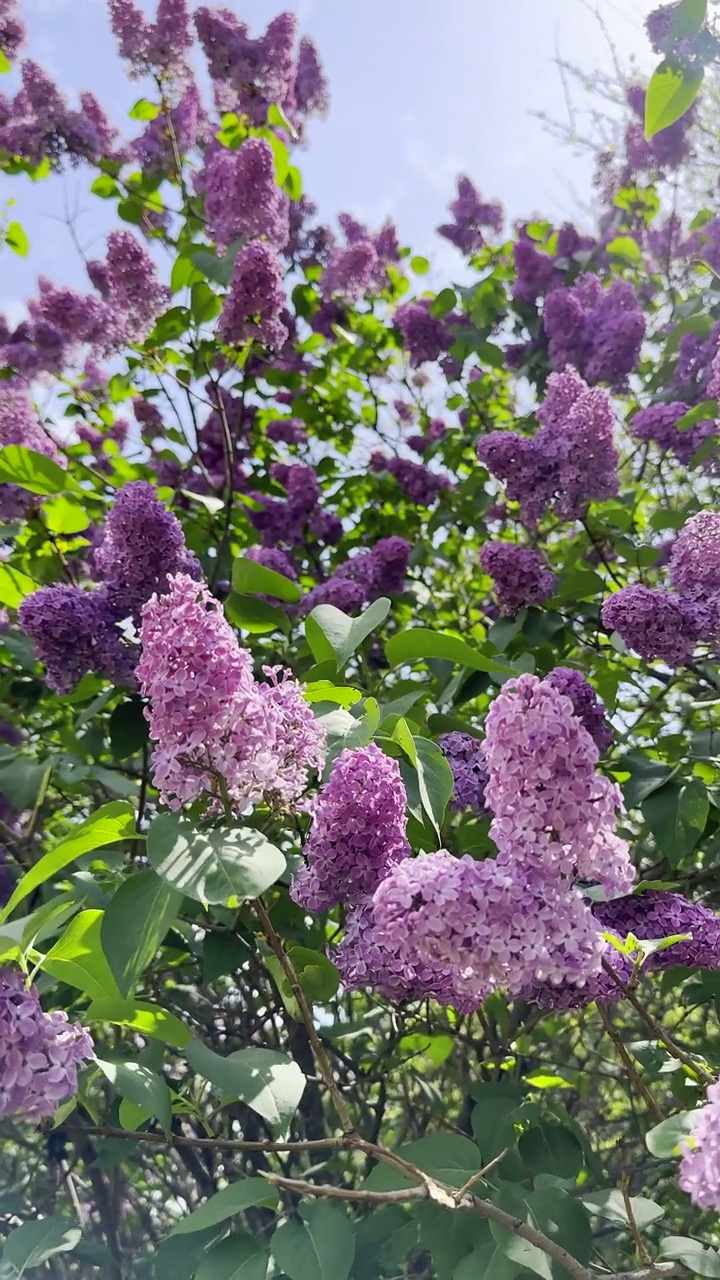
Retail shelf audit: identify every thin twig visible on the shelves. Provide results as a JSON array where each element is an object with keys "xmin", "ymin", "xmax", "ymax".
[
  {"xmin": 62, "ymin": 1123, "xmax": 345, "ymax": 1154},
  {"xmin": 597, "ymin": 1005, "xmax": 664, "ymax": 1123},
  {"xmin": 602, "ymin": 960, "xmax": 715, "ymax": 1086}
]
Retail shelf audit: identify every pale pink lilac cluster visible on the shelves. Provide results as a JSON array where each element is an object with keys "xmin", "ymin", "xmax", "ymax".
[
  {"xmin": 291, "ymin": 744, "xmax": 409, "ymax": 912},
  {"xmin": 204, "ymin": 138, "xmax": 290, "ymax": 252},
  {"xmin": 93, "ymin": 481, "xmax": 201, "ymax": 621},
  {"xmin": 437, "ymin": 733, "xmax": 488, "ymax": 814},
  {"xmin": 680, "ymin": 1080, "xmax": 720, "ymax": 1212},
  {"xmin": 479, "ymin": 542, "xmax": 555, "ymax": 616},
  {"xmin": 0, "ymin": 969, "xmax": 94, "ymax": 1120},
  {"xmin": 137, "ymin": 574, "xmax": 324, "ymax": 812},
  {"xmin": 218, "ymin": 241, "xmax": 288, "ymax": 350}
]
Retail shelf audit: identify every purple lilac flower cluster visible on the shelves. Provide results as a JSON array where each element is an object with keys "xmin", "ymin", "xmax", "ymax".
[
  {"xmin": 249, "ymin": 463, "xmax": 340, "ymax": 549},
  {"xmin": 109, "ymin": 0, "xmax": 193, "ymax": 81},
  {"xmin": 0, "ymin": 0, "xmax": 24, "ymax": 61},
  {"xmin": 546, "ymin": 667, "xmax": 613, "ymax": 753},
  {"xmin": 680, "ymin": 1079, "xmax": 720, "ymax": 1212},
  {"xmin": 320, "ymin": 213, "xmax": 400, "ymax": 302},
  {"xmin": 18, "ymin": 585, "xmax": 135, "ymax": 694},
  {"xmin": 437, "ymin": 733, "xmax": 488, "ymax": 814},
  {"xmin": 137, "ymin": 574, "xmax": 324, "ymax": 812},
  {"xmin": 543, "ymin": 275, "xmax": 645, "ymax": 389},
  {"xmin": 370, "ymin": 454, "xmax": 451, "ymax": 507},
  {"xmin": 204, "ymin": 138, "xmax": 289, "ymax": 252},
  {"xmin": 395, "ymin": 300, "xmax": 459, "ymax": 366},
  {"xmin": 478, "ymin": 367, "xmax": 618, "ymax": 526},
  {"xmin": 299, "ymin": 537, "xmax": 411, "ymax": 616},
  {"xmin": 218, "ymin": 241, "xmax": 288, "ymax": 350},
  {"xmin": 0, "ymin": 60, "xmax": 118, "ymax": 169},
  {"xmin": 630, "ymin": 402, "xmax": 714, "ymax": 464},
  {"xmin": 527, "ymin": 891, "xmax": 720, "ymax": 1010},
  {"xmin": 0, "ymin": 379, "xmax": 65, "ymax": 520},
  {"xmin": 132, "ymin": 82, "xmax": 204, "ymax": 175},
  {"xmin": 0, "ymin": 969, "xmax": 94, "ymax": 1120},
  {"xmin": 624, "ymin": 83, "xmax": 695, "ymax": 176},
  {"xmin": 437, "ymin": 176, "xmax": 503, "ymax": 256},
  {"xmin": 479, "ymin": 542, "xmax": 555, "ymax": 616},
  {"xmin": 602, "ymin": 510, "xmax": 720, "ymax": 666}
]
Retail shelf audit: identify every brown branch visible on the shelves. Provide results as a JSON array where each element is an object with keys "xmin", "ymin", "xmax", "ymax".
[
  {"xmin": 63, "ymin": 1124, "xmax": 345, "ymax": 1154},
  {"xmin": 602, "ymin": 960, "xmax": 715, "ymax": 1086},
  {"xmin": 597, "ymin": 1005, "xmax": 664, "ymax": 1123}
]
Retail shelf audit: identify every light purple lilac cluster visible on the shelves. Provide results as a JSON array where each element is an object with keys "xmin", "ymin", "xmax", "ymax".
[
  {"xmin": 527, "ymin": 891, "xmax": 720, "ymax": 1010},
  {"xmin": 299, "ymin": 537, "xmax": 411, "ymax": 616},
  {"xmin": 680, "ymin": 1080, "xmax": 720, "ymax": 1212},
  {"xmin": 109, "ymin": 0, "xmax": 193, "ymax": 81},
  {"xmin": 437, "ymin": 176, "xmax": 503, "ymax": 256},
  {"xmin": 0, "ymin": 0, "xmax": 25, "ymax": 61},
  {"xmin": 218, "ymin": 240, "xmax": 288, "ymax": 350},
  {"xmin": 204, "ymin": 138, "xmax": 289, "ymax": 252},
  {"xmin": 478, "ymin": 367, "xmax": 618, "ymax": 526},
  {"xmin": 437, "ymin": 733, "xmax": 488, "ymax": 814},
  {"xmin": 137, "ymin": 573, "xmax": 324, "ymax": 812},
  {"xmin": 0, "ymin": 379, "xmax": 66, "ymax": 520},
  {"xmin": 0, "ymin": 59, "xmax": 118, "ymax": 169},
  {"xmin": 479, "ymin": 542, "xmax": 555, "ymax": 616},
  {"xmin": 0, "ymin": 969, "xmax": 94, "ymax": 1120},
  {"xmin": 602, "ymin": 510, "xmax": 720, "ymax": 666},
  {"xmin": 543, "ymin": 275, "xmax": 645, "ymax": 389},
  {"xmin": 132, "ymin": 82, "xmax": 204, "ymax": 176}
]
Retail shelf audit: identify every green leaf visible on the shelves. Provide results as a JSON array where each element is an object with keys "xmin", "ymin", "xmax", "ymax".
[
  {"xmin": 0, "ymin": 49, "xmax": 10, "ymax": 73},
  {"xmin": 192, "ymin": 249, "xmax": 236, "ymax": 288},
  {"xmin": 413, "ymin": 736, "xmax": 453, "ymax": 836},
  {"xmin": 606, "ymin": 235, "xmax": 641, "ymax": 263},
  {"xmin": 671, "ymin": 0, "xmax": 707, "ymax": 38},
  {"xmin": 676, "ymin": 399, "xmax": 717, "ymax": 430},
  {"xmin": 385, "ymin": 629, "xmax": 514, "ymax": 676},
  {"xmin": 283, "ymin": 165, "xmax": 302, "ymax": 201},
  {"xmin": 675, "ymin": 778, "xmax": 709, "ymax": 854},
  {"xmin": 353, "ymin": 1207, "xmax": 417, "ymax": 1280},
  {"xmin": 658, "ymin": 1238, "xmax": 720, "ymax": 1278},
  {"xmin": 91, "ymin": 174, "xmax": 119, "ymax": 198},
  {"xmin": 191, "ymin": 280, "xmax": 222, "ymax": 326},
  {"xmin": 195, "ymin": 1234, "xmax": 271, "ymax": 1280},
  {"xmin": 97, "ymin": 1058, "xmax": 172, "ymax": 1133},
  {"xmin": 86, "ymin": 998, "xmax": 191, "ymax": 1048},
  {"xmin": 224, "ymin": 593, "xmax": 291, "ymax": 636},
  {"xmin": 184, "ymin": 1040, "xmax": 305, "ymax": 1134},
  {"xmin": 415, "ymin": 1203, "xmax": 491, "ymax": 1280},
  {"xmin": 518, "ymin": 1125, "xmax": 584, "ymax": 1180},
  {"xmin": 5, "ymin": 220, "xmax": 29, "ymax": 256},
  {"xmin": 306, "ymin": 597, "xmax": 391, "ymax": 671},
  {"xmin": 645, "ymin": 60, "xmax": 704, "ymax": 138},
  {"xmin": 0, "ymin": 563, "xmax": 37, "ymax": 608},
  {"xmin": 490, "ymin": 1186, "xmax": 591, "ymax": 1280},
  {"xmin": 364, "ymin": 1132, "xmax": 484, "ymax": 1191},
  {"xmin": 101, "ymin": 870, "xmax": 183, "ymax": 997},
  {"xmin": 430, "ymin": 288, "xmax": 457, "ymax": 319},
  {"xmin": 0, "ymin": 801, "xmax": 137, "ymax": 924},
  {"xmin": 641, "ymin": 782, "xmax": 683, "ymax": 861},
  {"xmin": 130, "ymin": 98, "xmax": 161, "ymax": 120},
  {"xmin": 271, "ymin": 1202, "xmax": 355, "ymax": 1280},
  {"xmin": 411, "ymin": 256, "xmax": 430, "ymax": 274},
  {"xmin": 581, "ymin": 1190, "xmax": 664, "ymax": 1229},
  {"xmin": 202, "ymin": 931, "xmax": 248, "ymax": 984},
  {"xmin": 286, "ymin": 945, "xmax": 340, "ymax": 1002},
  {"xmin": 2, "ymin": 1215, "xmax": 81, "ymax": 1271},
  {"xmin": 0, "ymin": 756, "xmax": 50, "ymax": 810},
  {"xmin": 645, "ymin": 1110, "xmax": 695, "ymax": 1156},
  {"xmin": 471, "ymin": 1084, "xmax": 526, "ymax": 1162},
  {"xmin": 109, "ymin": 697, "xmax": 149, "ymax": 760},
  {"xmin": 42, "ymin": 910, "xmax": 122, "ymax": 1001},
  {"xmin": 231, "ymin": 555, "xmax": 302, "ymax": 603},
  {"xmin": 42, "ymin": 495, "xmax": 90, "ymax": 534},
  {"xmin": 0, "ymin": 445, "xmax": 66, "ymax": 494},
  {"xmin": 153, "ymin": 1228, "xmax": 220, "ymax": 1280},
  {"xmin": 170, "ymin": 1179, "xmax": 279, "ymax": 1236},
  {"xmin": 147, "ymin": 814, "xmax": 286, "ymax": 905}
]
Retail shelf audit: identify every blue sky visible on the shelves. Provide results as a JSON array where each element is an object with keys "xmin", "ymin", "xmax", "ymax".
[{"xmin": 3, "ymin": 0, "xmax": 657, "ymax": 314}]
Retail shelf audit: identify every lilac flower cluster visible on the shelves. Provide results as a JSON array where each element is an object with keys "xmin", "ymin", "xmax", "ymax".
[
  {"xmin": 630, "ymin": 401, "xmax": 714, "ymax": 464},
  {"xmin": 204, "ymin": 138, "xmax": 289, "ymax": 252},
  {"xmin": 624, "ymin": 83, "xmax": 695, "ymax": 175},
  {"xmin": 0, "ymin": 277, "xmax": 113, "ymax": 379},
  {"xmin": 0, "ymin": 0, "xmax": 25, "ymax": 61},
  {"xmin": 394, "ymin": 300, "xmax": 457, "ymax": 366},
  {"xmin": 299, "ymin": 537, "xmax": 411, "ymax": 616},
  {"xmin": 437, "ymin": 733, "xmax": 488, "ymax": 814},
  {"xmin": 249, "ymin": 463, "xmax": 341, "ymax": 549},
  {"xmin": 291, "ymin": 744, "xmax": 410, "ymax": 912},
  {"xmin": 478, "ymin": 368, "xmax": 618, "ymax": 526},
  {"xmin": 266, "ymin": 417, "xmax": 307, "ymax": 445},
  {"xmin": 479, "ymin": 542, "xmax": 555, "ymax": 616},
  {"xmin": 109, "ymin": 0, "xmax": 193, "ymax": 80},
  {"xmin": 246, "ymin": 545, "xmax": 297, "ymax": 582},
  {"xmin": 669, "ymin": 512, "xmax": 720, "ymax": 626},
  {"xmin": 0, "ymin": 61, "xmax": 118, "ymax": 168},
  {"xmin": 528, "ymin": 890, "xmax": 720, "ymax": 1011},
  {"xmin": 513, "ymin": 236, "xmax": 561, "ymax": 306},
  {"xmin": 0, "ymin": 379, "xmax": 65, "ymax": 519},
  {"xmin": 138, "ymin": 574, "xmax": 324, "ymax": 812},
  {"xmin": 546, "ymin": 667, "xmax": 613, "ymax": 753},
  {"xmin": 437, "ymin": 176, "xmax": 503, "ymax": 256},
  {"xmin": 333, "ymin": 898, "xmax": 459, "ymax": 1005},
  {"xmin": 218, "ymin": 241, "xmax": 288, "ymax": 350},
  {"xmin": 371, "ymin": 454, "xmax": 451, "ymax": 507},
  {"xmin": 0, "ymin": 969, "xmax": 94, "ymax": 1121},
  {"xmin": 93, "ymin": 481, "xmax": 201, "ymax": 621},
  {"xmin": 680, "ymin": 1080, "xmax": 720, "ymax": 1212},
  {"xmin": 18, "ymin": 585, "xmax": 134, "ymax": 694},
  {"xmin": 99, "ymin": 230, "xmax": 170, "ymax": 349},
  {"xmin": 543, "ymin": 276, "xmax": 645, "ymax": 389},
  {"xmin": 602, "ymin": 585, "xmax": 706, "ymax": 666},
  {"xmin": 132, "ymin": 82, "xmax": 204, "ymax": 175}
]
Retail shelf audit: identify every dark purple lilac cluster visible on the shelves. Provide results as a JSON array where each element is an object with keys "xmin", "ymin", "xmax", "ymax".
[
  {"xmin": 320, "ymin": 213, "xmax": 400, "ymax": 302},
  {"xmin": 0, "ymin": 0, "xmax": 24, "ymax": 61},
  {"xmin": 437, "ymin": 175, "xmax": 503, "ymax": 256},
  {"xmin": 394, "ymin": 300, "xmax": 458, "ymax": 366},
  {"xmin": 546, "ymin": 667, "xmax": 613, "ymax": 753},
  {"xmin": 371, "ymin": 454, "xmax": 451, "ymax": 507},
  {"xmin": 437, "ymin": 733, "xmax": 488, "ymax": 814},
  {"xmin": 0, "ymin": 379, "xmax": 66, "ymax": 520},
  {"xmin": 266, "ymin": 417, "xmax": 307, "ymax": 445},
  {"xmin": 18, "ymin": 585, "xmax": 135, "ymax": 695},
  {"xmin": 132, "ymin": 82, "xmax": 204, "ymax": 176},
  {"xmin": 93, "ymin": 481, "xmax": 201, "ymax": 621},
  {"xmin": 249, "ymin": 463, "xmax": 341, "ymax": 550},
  {"xmin": 526, "ymin": 891, "xmax": 720, "ymax": 1010},
  {"xmin": 479, "ymin": 542, "xmax": 555, "ymax": 616},
  {"xmin": 291, "ymin": 744, "xmax": 410, "ymax": 912},
  {"xmin": 631, "ymin": 402, "xmax": 715, "ymax": 465},
  {"xmin": 0, "ymin": 969, "xmax": 94, "ymax": 1120},
  {"xmin": 624, "ymin": 83, "xmax": 695, "ymax": 176},
  {"xmin": 543, "ymin": 275, "xmax": 645, "ymax": 389},
  {"xmin": 299, "ymin": 537, "xmax": 411, "ymax": 616},
  {"xmin": 218, "ymin": 240, "xmax": 288, "ymax": 350}
]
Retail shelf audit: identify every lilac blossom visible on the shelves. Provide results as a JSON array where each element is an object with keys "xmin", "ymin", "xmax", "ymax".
[
  {"xmin": 266, "ymin": 417, "xmax": 307, "ymax": 445},
  {"xmin": 513, "ymin": 236, "xmax": 560, "ymax": 305},
  {"xmin": 680, "ymin": 1080, "xmax": 720, "ymax": 1211},
  {"xmin": 0, "ymin": 0, "xmax": 25, "ymax": 61},
  {"xmin": 93, "ymin": 481, "xmax": 201, "ymax": 620},
  {"xmin": 438, "ymin": 733, "xmax": 488, "ymax": 814},
  {"xmin": 395, "ymin": 300, "xmax": 455, "ymax": 365},
  {"xmin": 374, "ymin": 455, "xmax": 451, "ymax": 507},
  {"xmin": 18, "ymin": 585, "xmax": 134, "ymax": 694},
  {"xmin": 0, "ymin": 969, "xmax": 94, "ymax": 1120},
  {"xmin": 543, "ymin": 276, "xmax": 645, "ymax": 389},
  {"xmin": 669, "ymin": 513, "xmax": 720, "ymax": 627},
  {"xmin": 602, "ymin": 585, "xmax": 706, "ymax": 666},
  {"xmin": 321, "ymin": 242, "xmax": 378, "ymax": 303},
  {"xmin": 218, "ymin": 241, "xmax": 288, "ymax": 350},
  {"xmin": 294, "ymin": 36, "xmax": 329, "ymax": 119},
  {"xmin": 204, "ymin": 138, "xmax": 289, "ymax": 252},
  {"xmin": 546, "ymin": 667, "xmax": 613, "ymax": 753},
  {"xmin": 535, "ymin": 367, "xmax": 619, "ymax": 519},
  {"xmin": 479, "ymin": 542, "xmax": 555, "ymax": 616},
  {"xmin": 630, "ymin": 401, "xmax": 714, "ymax": 464},
  {"xmin": 437, "ymin": 176, "xmax": 503, "ymax": 256},
  {"xmin": 291, "ymin": 745, "xmax": 410, "ymax": 913}
]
